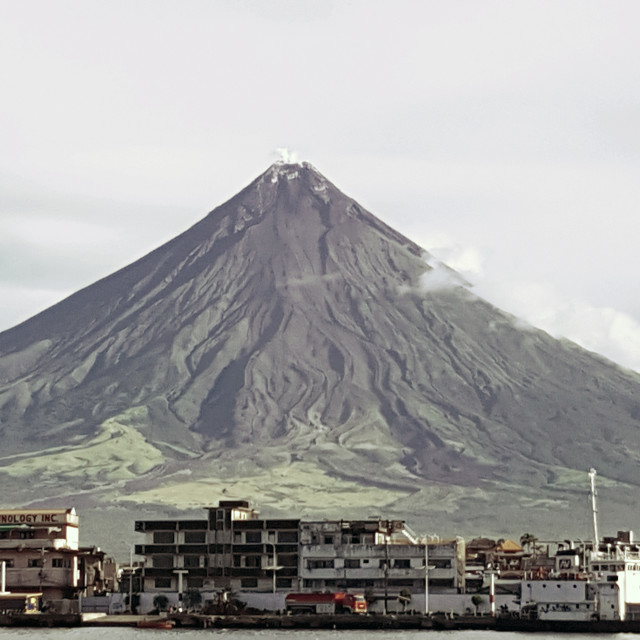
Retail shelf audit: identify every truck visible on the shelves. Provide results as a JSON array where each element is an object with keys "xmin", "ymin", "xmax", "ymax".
[{"xmin": 285, "ymin": 592, "xmax": 368, "ymax": 614}]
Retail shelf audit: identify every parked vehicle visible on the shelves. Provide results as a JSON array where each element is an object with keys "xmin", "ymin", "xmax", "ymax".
[{"xmin": 285, "ymin": 592, "xmax": 367, "ymax": 614}]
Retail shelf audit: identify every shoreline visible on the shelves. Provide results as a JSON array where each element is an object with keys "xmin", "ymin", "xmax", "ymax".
[{"xmin": 2, "ymin": 611, "xmax": 640, "ymax": 633}]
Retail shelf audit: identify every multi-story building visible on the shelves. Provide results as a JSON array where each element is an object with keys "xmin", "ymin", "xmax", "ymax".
[
  {"xmin": 0, "ymin": 508, "xmax": 107, "ymax": 601},
  {"xmin": 135, "ymin": 501, "xmax": 464, "ymax": 613},
  {"xmin": 133, "ymin": 515, "xmax": 209, "ymax": 594},
  {"xmin": 429, "ymin": 537, "xmax": 466, "ymax": 592},
  {"xmin": 299, "ymin": 519, "xmax": 465, "ymax": 610},
  {"xmin": 135, "ymin": 500, "xmax": 300, "ymax": 595}
]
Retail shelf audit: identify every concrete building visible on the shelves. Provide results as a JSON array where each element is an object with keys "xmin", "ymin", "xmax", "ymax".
[
  {"xmin": 299, "ymin": 520, "xmax": 465, "ymax": 612},
  {"xmin": 0, "ymin": 508, "xmax": 107, "ymax": 602},
  {"xmin": 134, "ymin": 500, "xmax": 464, "ymax": 614},
  {"xmin": 135, "ymin": 500, "xmax": 300, "ymax": 596}
]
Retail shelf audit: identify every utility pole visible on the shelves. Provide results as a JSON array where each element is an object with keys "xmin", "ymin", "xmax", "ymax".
[
  {"xmin": 1, "ymin": 560, "xmax": 8, "ymax": 594},
  {"xmin": 424, "ymin": 538, "xmax": 429, "ymax": 615},
  {"xmin": 383, "ymin": 536, "xmax": 389, "ymax": 615},
  {"xmin": 589, "ymin": 468, "xmax": 600, "ymax": 549}
]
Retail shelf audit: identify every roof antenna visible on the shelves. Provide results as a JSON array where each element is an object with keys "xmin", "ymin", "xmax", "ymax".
[{"xmin": 589, "ymin": 468, "xmax": 600, "ymax": 549}]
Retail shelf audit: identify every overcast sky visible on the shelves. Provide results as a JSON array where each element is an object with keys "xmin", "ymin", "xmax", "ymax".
[{"xmin": 2, "ymin": 0, "xmax": 640, "ymax": 372}]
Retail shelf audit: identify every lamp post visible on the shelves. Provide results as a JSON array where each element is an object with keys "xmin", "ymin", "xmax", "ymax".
[{"xmin": 173, "ymin": 569, "xmax": 189, "ymax": 609}]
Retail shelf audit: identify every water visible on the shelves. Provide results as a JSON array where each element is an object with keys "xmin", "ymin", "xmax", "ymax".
[{"xmin": 0, "ymin": 630, "xmax": 636, "ymax": 639}]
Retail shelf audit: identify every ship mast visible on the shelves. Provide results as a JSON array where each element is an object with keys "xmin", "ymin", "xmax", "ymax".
[{"xmin": 589, "ymin": 468, "xmax": 600, "ymax": 548}]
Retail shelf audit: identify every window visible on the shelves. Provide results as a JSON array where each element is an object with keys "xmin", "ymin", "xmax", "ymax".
[
  {"xmin": 345, "ymin": 559, "xmax": 360, "ymax": 569},
  {"xmin": 324, "ymin": 535, "xmax": 334, "ymax": 545},
  {"xmin": 184, "ymin": 531, "xmax": 206, "ymax": 544},
  {"xmin": 241, "ymin": 578, "xmax": 258, "ymax": 588},
  {"xmin": 51, "ymin": 558, "xmax": 71, "ymax": 568},
  {"xmin": 433, "ymin": 559, "xmax": 451, "ymax": 569},
  {"xmin": 245, "ymin": 556, "xmax": 261, "ymax": 568},
  {"xmin": 393, "ymin": 559, "xmax": 411, "ymax": 569},
  {"xmin": 187, "ymin": 577, "xmax": 204, "ymax": 588},
  {"xmin": 153, "ymin": 531, "xmax": 174, "ymax": 544},
  {"xmin": 155, "ymin": 578, "xmax": 172, "ymax": 589},
  {"xmin": 153, "ymin": 555, "xmax": 174, "ymax": 569},
  {"xmin": 183, "ymin": 556, "xmax": 201, "ymax": 568},
  {"xmin": 245, "ymin": 531, "xmax": 262, "ymax": 543},
  {"xmin": 0, "ymin": 559, "xmax": 14, "ymax": 567},
  {"xmin": 276, "ymin": 577, "xmax": 293, "ymax": 589},
  {"xmin": 28, "ymin": 559, "xmax": 43, "ymax": 568},
  {"xmin": 279, "ymin": 555, "xmax": 299, "ymax": 567},
  {"xmin": 278, "ymin": 531, "xmax": 298, "ymax": 543},
  {"xmin": 308, "ymin": 559, "xmax": 334, "ymax": 569}
]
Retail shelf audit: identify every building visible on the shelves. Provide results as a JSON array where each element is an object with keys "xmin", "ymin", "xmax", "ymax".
[
  {"xmin": 135, "ymin": 500, "xmax": 300, "ymax": 596},
  {"xmin": 0, "ymin": 508, "xmax": 107, "ymax": 602},
  {"xmin": 135, "ymin": 500, "xmax": 465, "ymax": 614},
  {"xmin": 515, "ymin": 532, "xmax": 640, "ymax": 621},
  {"xmin": 134, "ymin": 515, "xmax": 208, "ymax": 594},
  {"xmin": 299, "ymin": 520, "xmax": 464, "ymax": 611}
]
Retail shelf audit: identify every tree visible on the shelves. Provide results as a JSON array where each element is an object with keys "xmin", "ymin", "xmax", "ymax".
[
  {"xmin": 471, "ymin": 594, "xmax": 483, "ymax": 616},
  {"xmin": 520, "ymin": 532, "xmax": 537, "ymax": 553},
  {"xmin": 153, "ymin": 594, "xmax": 169, "ymax": 612},
  {"xmin": 398, "ymin": 588, "xmax": 411, "ymax": 613},
  {"xmin": 183, "ymin": 588, "xmax": 203, "ymax": 611}
]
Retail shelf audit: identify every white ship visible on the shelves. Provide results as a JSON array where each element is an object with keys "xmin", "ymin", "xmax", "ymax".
[{"xmin": 515, "ymin": 469, "xmax": 640, "ymax": 623}]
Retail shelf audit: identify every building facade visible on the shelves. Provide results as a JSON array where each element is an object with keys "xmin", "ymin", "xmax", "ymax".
[
  {"xmin": 135, "ymin": 500, "xmax": 300, "ymax": 595},
  {"xmin": 0, "ymin": 508, "xmax": 107, "ymax": 601},
  {"xmin": 135, "ymin": 500, "xmax": 464, "ymax": 611},
  {"xmin": 299, "ymin": 520, "xmax": 465, "ymax": 609}
]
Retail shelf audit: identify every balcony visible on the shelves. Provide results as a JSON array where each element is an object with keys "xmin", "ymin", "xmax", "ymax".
[
  {"xmin": 135, "ymin": 544, "xmax": 177, "ymax": 555},
  {"xmin": 4, "ymin": 567, "xmax": 77, "ymax": 589},
  {"xmin": 177, "ymin": 545, "xmax": 208, "ymax": 554}
]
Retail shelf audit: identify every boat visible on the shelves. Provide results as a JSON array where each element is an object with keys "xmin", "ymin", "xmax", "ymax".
[{"xmin": 136, "ymin": 617, "xmax": 175, "ymax": 629}]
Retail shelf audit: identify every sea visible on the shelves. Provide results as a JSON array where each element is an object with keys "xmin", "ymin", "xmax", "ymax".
[{"xmin": 0, "ymin": 630, "xmax": 637, "ymax": 640}]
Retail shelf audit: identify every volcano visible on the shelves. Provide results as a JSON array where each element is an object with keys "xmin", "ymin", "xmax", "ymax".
[{"xmin": 1, "ymin": 161, "xmax": 639, "ymax": 551}]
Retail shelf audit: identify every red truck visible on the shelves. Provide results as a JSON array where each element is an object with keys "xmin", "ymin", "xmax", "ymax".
[{"xmin": 285, "ymin": 592, "xmax": 368, "ymax": 614}]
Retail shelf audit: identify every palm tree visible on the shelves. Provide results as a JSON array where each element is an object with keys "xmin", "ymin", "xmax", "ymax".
[
  {"xmin": 520, "ymin": 532, "xmax": 537, "ymax": 553},
  {"xmin": 183, "ymin": 588, "xmax": 203, "ymax": 611},
  {"xmin": 153, "ymin": 594, "xmax": 169, "ymax": 612}
]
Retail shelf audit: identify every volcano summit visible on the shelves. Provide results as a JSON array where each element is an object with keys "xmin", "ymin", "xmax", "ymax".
[{"xmin": 1, "ymin": 162, "xmax": 639, "ymax": 545}]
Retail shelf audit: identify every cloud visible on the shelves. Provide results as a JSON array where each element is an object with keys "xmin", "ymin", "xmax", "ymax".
[
  {"xmin": 421, "ymin": 234, "xmax": 485, "ymax": 281},
  {"xmin": 425, "ymin": 240, "xmax": 640, "ymax": 374},
  {"xmin": 418, "ymin": 253, "xmax": 469, "ymax": 292},
  {"xmin": 475, "ymin": 278, "xmax": 640, "ymax": 374}
]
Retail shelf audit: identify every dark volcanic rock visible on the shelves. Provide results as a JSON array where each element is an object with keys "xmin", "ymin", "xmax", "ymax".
[{"xmin": 0, "ymin": 162, "xmax": 639, "ymax": 543}]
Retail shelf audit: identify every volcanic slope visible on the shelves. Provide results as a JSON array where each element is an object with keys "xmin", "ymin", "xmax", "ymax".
[{"xmin": 0, "ymin": 162, "xmax": 639, "ymax": 539}]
